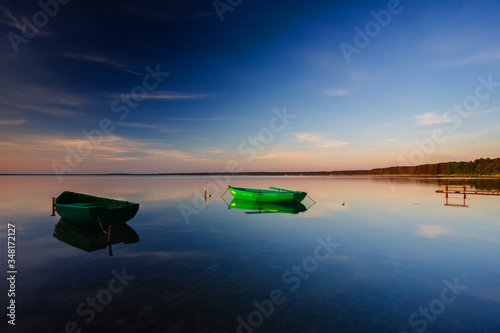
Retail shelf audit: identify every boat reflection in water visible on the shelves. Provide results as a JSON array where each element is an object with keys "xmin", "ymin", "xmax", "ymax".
[
  {"xmin": 53, "ymin": 219, "xmax": 139, "ymax": 255},
  {"xmin": 228, "ymin": 198, "xmax": 308, "ymax": 215}
]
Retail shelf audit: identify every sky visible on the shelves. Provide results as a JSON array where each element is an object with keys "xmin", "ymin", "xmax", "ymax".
[{"xmin": 0, "ymin": 0, "xmax": 499, "ymax": 174}]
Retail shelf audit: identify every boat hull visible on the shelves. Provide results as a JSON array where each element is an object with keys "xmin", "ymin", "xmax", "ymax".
[
  {"xmin": 54, "ymin": 191, "xmax": 139, "ymax": 226},
  {"xmin": 228, "ymin": 186, "xmax": 307, "ymax": 203}
]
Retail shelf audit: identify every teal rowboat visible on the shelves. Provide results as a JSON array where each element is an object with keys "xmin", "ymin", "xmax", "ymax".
[
  {"xmin": 228, "ymin": 186, "xmax": 307, "ymax": 203},
  {"xmin": 54, "ymin": 191, "xmax": 139, "ymax": 226},
  {"xmin": 229, "ymin": 198, "xmax": 307, "ymax": 214}
]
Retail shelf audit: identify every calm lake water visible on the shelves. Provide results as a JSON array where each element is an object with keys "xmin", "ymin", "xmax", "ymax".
[{"xmin": 1, "ymin": 176, "xmax": 499, "ymax": 333}]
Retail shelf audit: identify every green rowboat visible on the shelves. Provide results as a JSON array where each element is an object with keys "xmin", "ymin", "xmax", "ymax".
[
  {"xmin": 54, "ymin": 191, "xmax": 139, "ymax": 226},
  {"xmin": 229, "ymin": 198, "xmax": 307, "ymax": 214},
  {"xmin": 228, "ymin": 186, "xmax": 307, "ymax": 203}
]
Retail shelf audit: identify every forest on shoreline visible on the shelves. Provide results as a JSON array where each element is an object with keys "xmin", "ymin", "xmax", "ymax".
[
  {"xmin": 342, "ymin": 157, "xmax": 500, "ymax": 176},
  {"xmin": 2, "ymin": 158, "xmax": 499, "ymax": 177}
]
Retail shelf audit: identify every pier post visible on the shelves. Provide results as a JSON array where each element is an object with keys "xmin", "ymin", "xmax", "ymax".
[{"xmin": 51, "ymin": 197, "xmax": 56, "ymax": 216}]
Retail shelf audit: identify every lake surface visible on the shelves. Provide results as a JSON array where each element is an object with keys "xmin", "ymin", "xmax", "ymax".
[{"xmin": 1, "ymin": 176, "xmax": 499, "ymax": 333}]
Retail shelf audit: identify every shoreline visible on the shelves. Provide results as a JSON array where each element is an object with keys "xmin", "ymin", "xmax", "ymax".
[{"xmin": 1, "ymin": 173, "xmax": 499, "ymax": 177}]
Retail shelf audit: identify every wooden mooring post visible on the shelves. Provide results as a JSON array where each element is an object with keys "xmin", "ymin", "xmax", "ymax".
[{"xmin": 108, "ymin": 226, "xmax": 113, "ymax": 256}]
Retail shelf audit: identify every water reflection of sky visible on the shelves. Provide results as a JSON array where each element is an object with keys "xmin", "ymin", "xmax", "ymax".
[{"xmin": 1, "ymin": 176, "xmax": 499, "ymax": 332}]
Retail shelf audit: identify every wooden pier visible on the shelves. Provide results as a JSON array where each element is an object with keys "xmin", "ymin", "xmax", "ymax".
[
  {"xmin": 435, "ymin": 179, "xmax": 499, "ymax": 207},
  {"xmin": 435, "ymin": 188, "xmax": 500, "ymax": 196}
]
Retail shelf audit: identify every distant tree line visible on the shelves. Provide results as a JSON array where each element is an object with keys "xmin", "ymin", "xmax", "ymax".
[
  {"xmin": 154, "ymin": 157, "xmax": 500, "ymax": 176},
  {"xmin": 348, "ymin": 157, "xmax": 500, "ymax": 176}
]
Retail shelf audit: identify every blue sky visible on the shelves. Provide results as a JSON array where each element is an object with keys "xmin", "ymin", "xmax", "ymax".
[{"xmin": 0, "ymin": 0, "xmax": 499, "ymax": 173}]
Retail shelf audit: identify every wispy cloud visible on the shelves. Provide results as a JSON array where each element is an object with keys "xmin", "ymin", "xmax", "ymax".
[
  {"xmin": 254, "ymin": 149, "xmax": 305, "ymax": 160},
  {"xmin": 194, "ymin": 147, "xmax": 224, "ymax": 154},
  {"xmin": 0, "ymin": 7, "xmax": 51, "ymax": 36},
  {"xmin": 116, "ymin": 122, "xmax": 184, "ymax": 132},
  {"xmin": 472, "ymin": 107, "xmax": 500, "ymax": 116},
  {"xmin": 0, "ymin": 7, "xmax": 22, "ymax": 30},
  {"xmin": 3, "ymin": 84, "xmax": 92, "ymax": 106},
  {"xmin": 414, "ymin": 112, "xmax": 452, "ymax": 125},
  {"xmin": 431, "ymin": 49, "xmax": 500, "ymax": 70},
  {"xmin": 0, "ymin": 134, "xmax": 203, "ymax": 165},
  {"xmin": 146, "ymin": 92, "xmax": 216, "ymax": 100},
  {"xmin": 290, "ymin": 133, "xmax": 350, "ymax": 148},
  {"xmin": 191, "ymin": 136, "xmax": 211, "ymax": 141},
  {"xmin": 71, "ymin": 135, "xmax": 201, "ymax": 162},
  {"xmin": 0, "ymin": 119, "xmax": 26, "ymax": 126},
  {"xmin": 0, "ymin": 83, "xmax": 93, "ymax": 119},
  {"xmin": 110, "ymin": 91, "xmax": 216, "ymax": 100},
  {"xmin": 140, "ymin": 148, "xmax": 200, "ymax": 162},
  {"xmin": 63, "ymin": 53, "xmax": 143, "ymax": 75},
  {"xmin": 9, "ymin": 102, "xmax": 83, "ymax": 117},
  {"xmin": 324, "ymin": 89, "xmax": 349, "ymax": 96},
  {"xmin": 165, "ymin": 116, "xmax": 229, "ymax": 121}
]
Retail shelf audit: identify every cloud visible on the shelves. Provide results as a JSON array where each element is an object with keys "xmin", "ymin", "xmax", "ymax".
[
  {"xmin": 472, "ymin": 107, "xmax": 500, "ymax": 116},
  {"xmin": 0, "ymin": 7, "xmax": 22, "ymax": 30},
  {"xmin": 0, "ymin": 119, "xmax": 26, "ymax": 126},
  {"xmin": 63, "ymin": 53, "xmax": 143, "ymax": 75},
  {"xmin": 0, "ymin": 7, "xmax": 51, "ymax": 36},
  {"xmin": 290, "ymin": 133, "xmax": 350, "ymax": 148},
  {"xmin": 109, "ymin": 91, "xmax": 216, "ymax": 101},
  {"xmin": 146, "ymin": 92, "xmax": 216, "ymax": 100},
  {"xmin": 9, "ymin": 102, "xmax": 83, "ymax": 117},
  {"xmin": 0, "ymin": 134, "xmax": 203, "ymax": 167},
  {"xmin": 0, "ymin": 84, "xmax": 93, "ymax": 118},
  {"xmin": 414, "ymin": 112, "xmax": 452, "ymax": 125},
  {"xmin": 324, "ymin": 89, "xmax": 349, "ymax": 96},
  {"xmin": 140, "ymin": 148, "xmax": 200, "ymax": 161},
  {"xmin": 64, "ymin": 135, "xmax": 201, "ymax": 162},
  {"xmin": 191, "ymin": 136, "xmax": 211, "ymax": 141},
  {"xmin": 116, "ymin": 122, "xmax": 185, "ymax": 133},
  {"xmin": 165, "ymin": 116, "xmax": 229, "ymax": 121},
  {"xmin": 254, "ymin": 150, "xmax": 304, "ymax": 160},
  {"xmin": 195, "ymin": 147, "xmax": 224, "ymax": 155},
  {"xmin": 101, "ymin": 157, "xmax": 141, "ymax": 162},
  {"xmin": 431, "ymin": 49, "xmax": 500, "ymax": 70}
]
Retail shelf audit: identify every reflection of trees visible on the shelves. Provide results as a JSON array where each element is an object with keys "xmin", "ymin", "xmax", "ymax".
[
  {"xmin": 368, "ymin": 176, "xmax": 499, "ymax": 191},
  {"xmin": 457, "ymin": 178, "xmax": 500, "ymax": 191}
]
